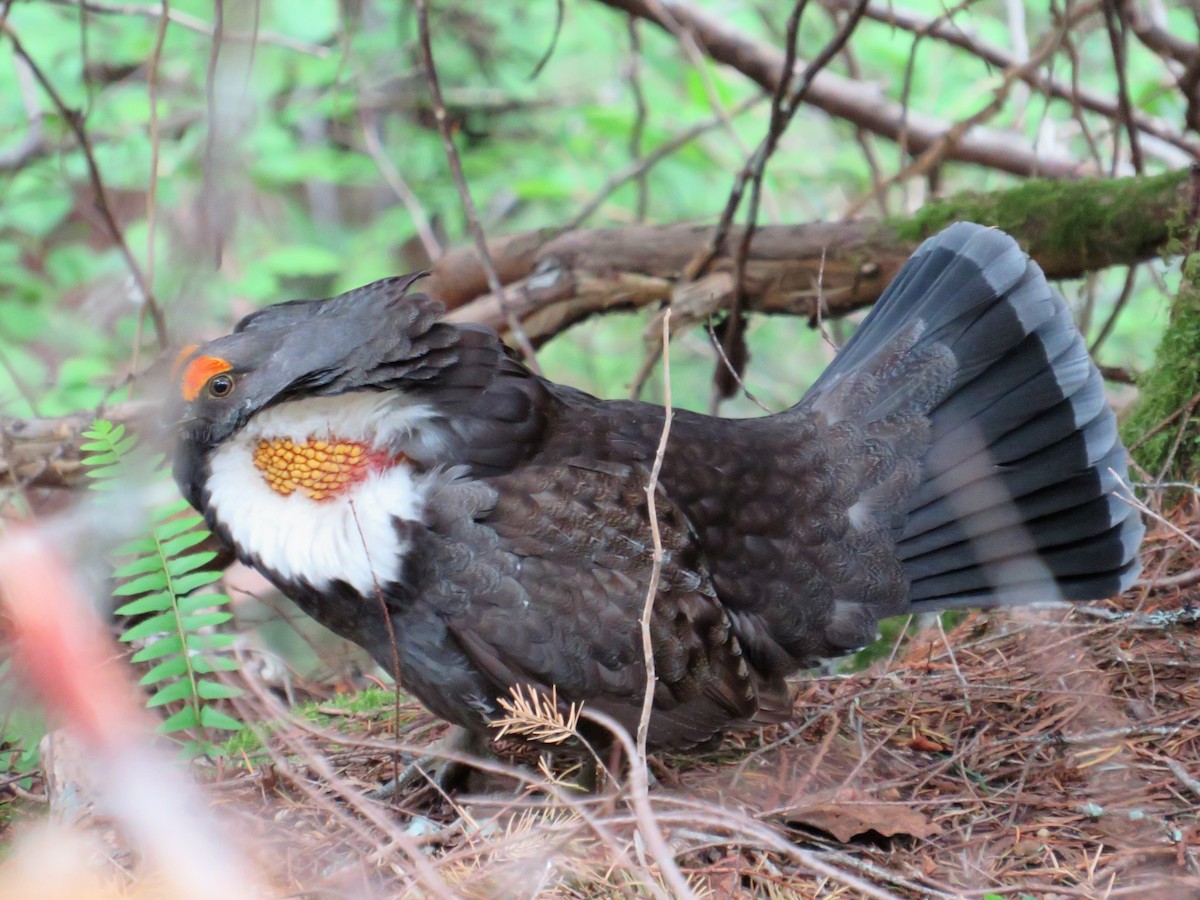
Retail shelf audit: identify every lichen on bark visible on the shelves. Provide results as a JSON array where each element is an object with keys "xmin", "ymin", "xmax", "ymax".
[
  {"xmin": 1121, "ymin": 245, "xmax": 1200, "ymax": 483},
  {"xmin": 892, "ymin": 169, "xmax": 1187, "ymax": 278}
]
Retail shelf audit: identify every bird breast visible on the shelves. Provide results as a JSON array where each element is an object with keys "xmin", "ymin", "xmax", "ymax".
[
  {"xmin": 251, "ymin": 437, "xmax": 384, "ymax": 501},
  {"xmin": 202, "ymin": 392, "xmax": 439, "ymax": 595}
]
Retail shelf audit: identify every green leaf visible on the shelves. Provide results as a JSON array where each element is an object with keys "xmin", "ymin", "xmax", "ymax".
[
  {"xmin": 79, "ymin": 440, "xmax": 116, "ymax": 453},
  {"xmin": 131, "ymin": 633, "xmax": 184, "ymax": 663},
  {"xmin": 182, "ymin": 611, "xmax": 233, "ymax": 630},
  {"xmin": 83, "ymin": 463, "xmax": 124, "ymax": 481},
  {"xmin": 194, "ymin": 656, "xmax": 239, "ymax": 674},
  {"xmin": 113, "ymin": 555, "xmax": 167, "ymax": 578},
  {"xmin": 159, "ymin": 705, "xmax": 199, "ymax": 734},
  {"xmin": 152, "ymin": 515, "xmax": 205, "ymax": 541},
  {"xmin": 196, "ymin": 679, "xmax": 242, "ymax": 700},
  {"xmin": 147, "ymin": 679, "xmax": 195, "ymax": 707},
  {"xmin": 178, "ymin": 593, "xmax": 231, "ymax": 615},
  {"xmin": 150, "ymin": 498, "xmax": 193, "ymax": 522},
  {"xmin": 172, "ymin": 570, "xmax": 223, "ymax": 595},
  {"xmin": 140, "ymin": 656, "xmax": 189, "ymax": 685},
  {"xmin": 186, "ymin": 632, "xmax": 235, "ymax": 651},
  {"xmin": 114, "ymin": 537, "xmax": 158, "ymax": 556},
  {"xmin": 113, "ymin": 570, "xmax": 169, "ymax": 596},
  {"xmin": 167, "ymin": 551, "xmax": 218, "ymax": 576},
  {"xmin": 114, "ymin": 591, "xmax": 172, "ymax": 616},
  {"xmin": 158, "ymin": 530, "xmax": 209, "ymax": 557},
  {"xmin": 199, "ymin": 706, "xmax": 243, "ymax": 731},
  {"xmin": 121, "ymin": 612, "xmax": 180, "ymax": 642}
]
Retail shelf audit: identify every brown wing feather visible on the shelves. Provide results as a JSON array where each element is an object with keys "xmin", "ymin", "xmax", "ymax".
[{"xmin": 407, "ymin": 461, "xmax": 771, "ymax": 749}]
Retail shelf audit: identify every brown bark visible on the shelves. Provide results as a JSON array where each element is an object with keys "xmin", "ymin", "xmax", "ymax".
[
  {"xmin": 429, "ymin": 170, "xmax": 1188, "ymax": 343},
  {"xmin": 1, "ymin": 402, "xmax": 153, "ymax": 491}
]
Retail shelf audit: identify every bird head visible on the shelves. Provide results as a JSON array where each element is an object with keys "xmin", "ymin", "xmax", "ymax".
[{"xmin": 169, "ymin": 273, "xmax": 461, "ymax": 509}]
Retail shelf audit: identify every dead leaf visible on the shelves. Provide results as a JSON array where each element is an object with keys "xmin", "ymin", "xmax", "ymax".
[
  {"xmin": 770, "ymin": 790, "xmax": 941, "ymax": 842},
  {"xmin": 907, "ymin": 734, "xmax": 949, "ymax": 753}
]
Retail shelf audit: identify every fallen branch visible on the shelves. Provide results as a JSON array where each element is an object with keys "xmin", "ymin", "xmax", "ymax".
[
  {"xmin": 0, "ymin": 402, "xmax": 154, "ymax": 490},
  {"xmin": 434, "ymin": 169, "xmax": 1188, "ymax": 339}
]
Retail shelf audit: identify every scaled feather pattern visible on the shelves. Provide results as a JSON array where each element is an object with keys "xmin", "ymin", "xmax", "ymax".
[{"xmin": 173, "ymin": 223, "xmax": 1144, "ymax": 751}]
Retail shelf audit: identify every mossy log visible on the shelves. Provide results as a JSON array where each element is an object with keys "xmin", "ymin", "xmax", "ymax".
[
  {"xmin": 1122, "ymin": 250, "xmax": 1200, "ymax": 483},
  {"xmin": 432, "ymin": 170, "xmax": 1189, "ymax": 342}
]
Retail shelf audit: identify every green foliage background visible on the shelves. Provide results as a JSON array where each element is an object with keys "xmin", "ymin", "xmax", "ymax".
[{"xmin": 1, "ymin": 0, "xmax": 1188, "ymax": 423}]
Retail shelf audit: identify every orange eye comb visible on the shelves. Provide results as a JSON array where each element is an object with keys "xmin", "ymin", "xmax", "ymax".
[
  {"xmin": 171, "ymin": 344, "xmax": 200, "ymax": 378},
  {"xmin": 180, "ymin": 355, "xmax": 232, "ymax": 401}
]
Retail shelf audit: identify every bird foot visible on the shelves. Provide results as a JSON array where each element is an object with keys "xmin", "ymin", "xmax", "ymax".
[{"xmin": 369, "ymin": 726, "xmax": 490, "ymax": 801}]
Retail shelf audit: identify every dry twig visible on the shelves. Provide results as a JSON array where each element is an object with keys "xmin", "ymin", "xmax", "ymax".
[{"xmin": 413, "ymin": 0, "xmax": 541, "ymax": 372}]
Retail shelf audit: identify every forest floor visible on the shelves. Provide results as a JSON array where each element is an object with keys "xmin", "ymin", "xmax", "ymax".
[{"xmin": 4, "ymin": 497, "xmax": 1199, "ymax": 899}]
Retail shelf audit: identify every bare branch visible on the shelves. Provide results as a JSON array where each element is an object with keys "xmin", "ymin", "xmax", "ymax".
[
  {"xmin": 414, "ymin": 0, "xmax": 541, "ymax": 372},
  {"xmin": 591, "ymin": 0, "xmax": 1088, "ymax": 177},
  {"xmin": 1102, "ymin": 0, "xmax": 1144, "ymax": 173},
  {"xmin": 1, "ymin": 23, "xmax": 169, "ymax": 347},
  {"xmin": 360, "ymin": 108, "xmax": 444, "ymax": 263},
  {"xmin": 843, "ymin": 5, "xmax": 1082, "ymax": 217},
  {"xmin": 433, "ymin": 169, "xmax": 1187, "ymax": 337},
  {"xmin": 828, "ymin": 0, "xmax": 1198, "ymax": 160},
  {"xmin": 47, "ymin": 0, "xmax": 330, "ymax": 56},
  {"xmin": 713, "ymin": 0, "xmax": 869, "ymax": 400}
]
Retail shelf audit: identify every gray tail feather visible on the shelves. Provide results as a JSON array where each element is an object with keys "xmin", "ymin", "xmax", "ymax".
[{"xmin": 821, "ymin": 222, "xmax": 1144, "ymax": 612}]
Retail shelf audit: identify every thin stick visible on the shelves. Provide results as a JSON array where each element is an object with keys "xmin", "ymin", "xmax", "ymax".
[
  {"xmin": 1127, "ymin": 389, "xmax": 1200, "ymax": 452},
  {"xmin": 580, "ymin": 708, "xmax": 691, "ymax": 900},
  {"xmin": 626, "ymin": 15, "xmax": 649, "ymax": 222},
  {"xmin": 50, "ymin": 0, "xmax": 329, "ymax": 55},
  {"xmin": 564, "ymin": 94, "xmax": 764, "ymax": 231},
  {"xmin": 1110, "ymin": 469, "xmax": 1200, "ymax": 553},
  {"xmin": 2, "ymin": 23, "xmax": 169, "ymax": 346},
  {"xmin": 636, "ymin": 307, "xmax": 673, "ymax": 761},
  {"xmin": 413, "ymin": 0, "xmax": 541, "ymax": 372},
  {"xmin": 704, "ymin": 319, "xmax": 774, "ymax": 414},
  {"xmin": 1088, "ymin": 265, "xmax": 1138, "ymax": 356},
  {"xmin": 360, "ymin": 108, "xmax": 443, "ymax": 262},
  {"xmin": 1102, "ymin": 0, "xmax": 1144, "ymax": 174},
  {"xmin": 348, "ymin": 499, "xmax": 405, "ymax": 798},
  {"xmin": 131, "ymin": 0, "xmax": 170, "ymax": 383}
]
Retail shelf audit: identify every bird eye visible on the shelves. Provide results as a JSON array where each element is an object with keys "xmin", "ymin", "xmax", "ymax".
[{"xmin": 207, "ymin": 373, "xmax": 234, "ymax": 398}]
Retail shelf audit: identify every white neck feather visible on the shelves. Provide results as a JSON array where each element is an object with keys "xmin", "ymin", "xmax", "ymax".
[{"xmin": 204, "ymin": 392, "xmax": 437, "ymax": 594}]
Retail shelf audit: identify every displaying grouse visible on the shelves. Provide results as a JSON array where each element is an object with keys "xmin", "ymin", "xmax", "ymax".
[{"xmin": 173, "ymin": 223, "xmax": 1144, "ymax": 750}]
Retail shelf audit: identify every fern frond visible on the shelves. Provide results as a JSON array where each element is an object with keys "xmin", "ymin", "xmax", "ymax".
[{"xmin": 83, "ymin": 419, "xmax": 244, "ymax": 751}]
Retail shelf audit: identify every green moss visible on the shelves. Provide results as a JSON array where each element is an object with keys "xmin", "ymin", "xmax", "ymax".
[
  {"xmin": 217, "ymin": 686, "xmax": 415, "ymax": 760},
  {"xmin": 1121, "ymin": 251, "xmax": 1200, "ymax": 481},
  {"xmin": 304, "ymin": 686, "xmax": 403, "ymax": 718},
  {"xmin": 891, "ymin": 169, "xmax": 1187, "ymax": 275}
]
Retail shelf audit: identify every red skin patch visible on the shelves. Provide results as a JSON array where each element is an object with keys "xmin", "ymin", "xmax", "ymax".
[{"xmin": 181, "ymin": 355, "xmax": 232, "ymax": 401}]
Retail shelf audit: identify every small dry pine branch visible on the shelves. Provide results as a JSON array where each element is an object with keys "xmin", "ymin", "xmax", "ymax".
[{"xmin": 491, "ymin": 683, "xmax": 582, "ymax": 745}]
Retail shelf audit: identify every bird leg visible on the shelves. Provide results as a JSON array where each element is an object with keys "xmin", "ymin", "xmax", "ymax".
[{"xmin": 369, "ymin": 725, "xmax": 492, "ymax": 800}]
